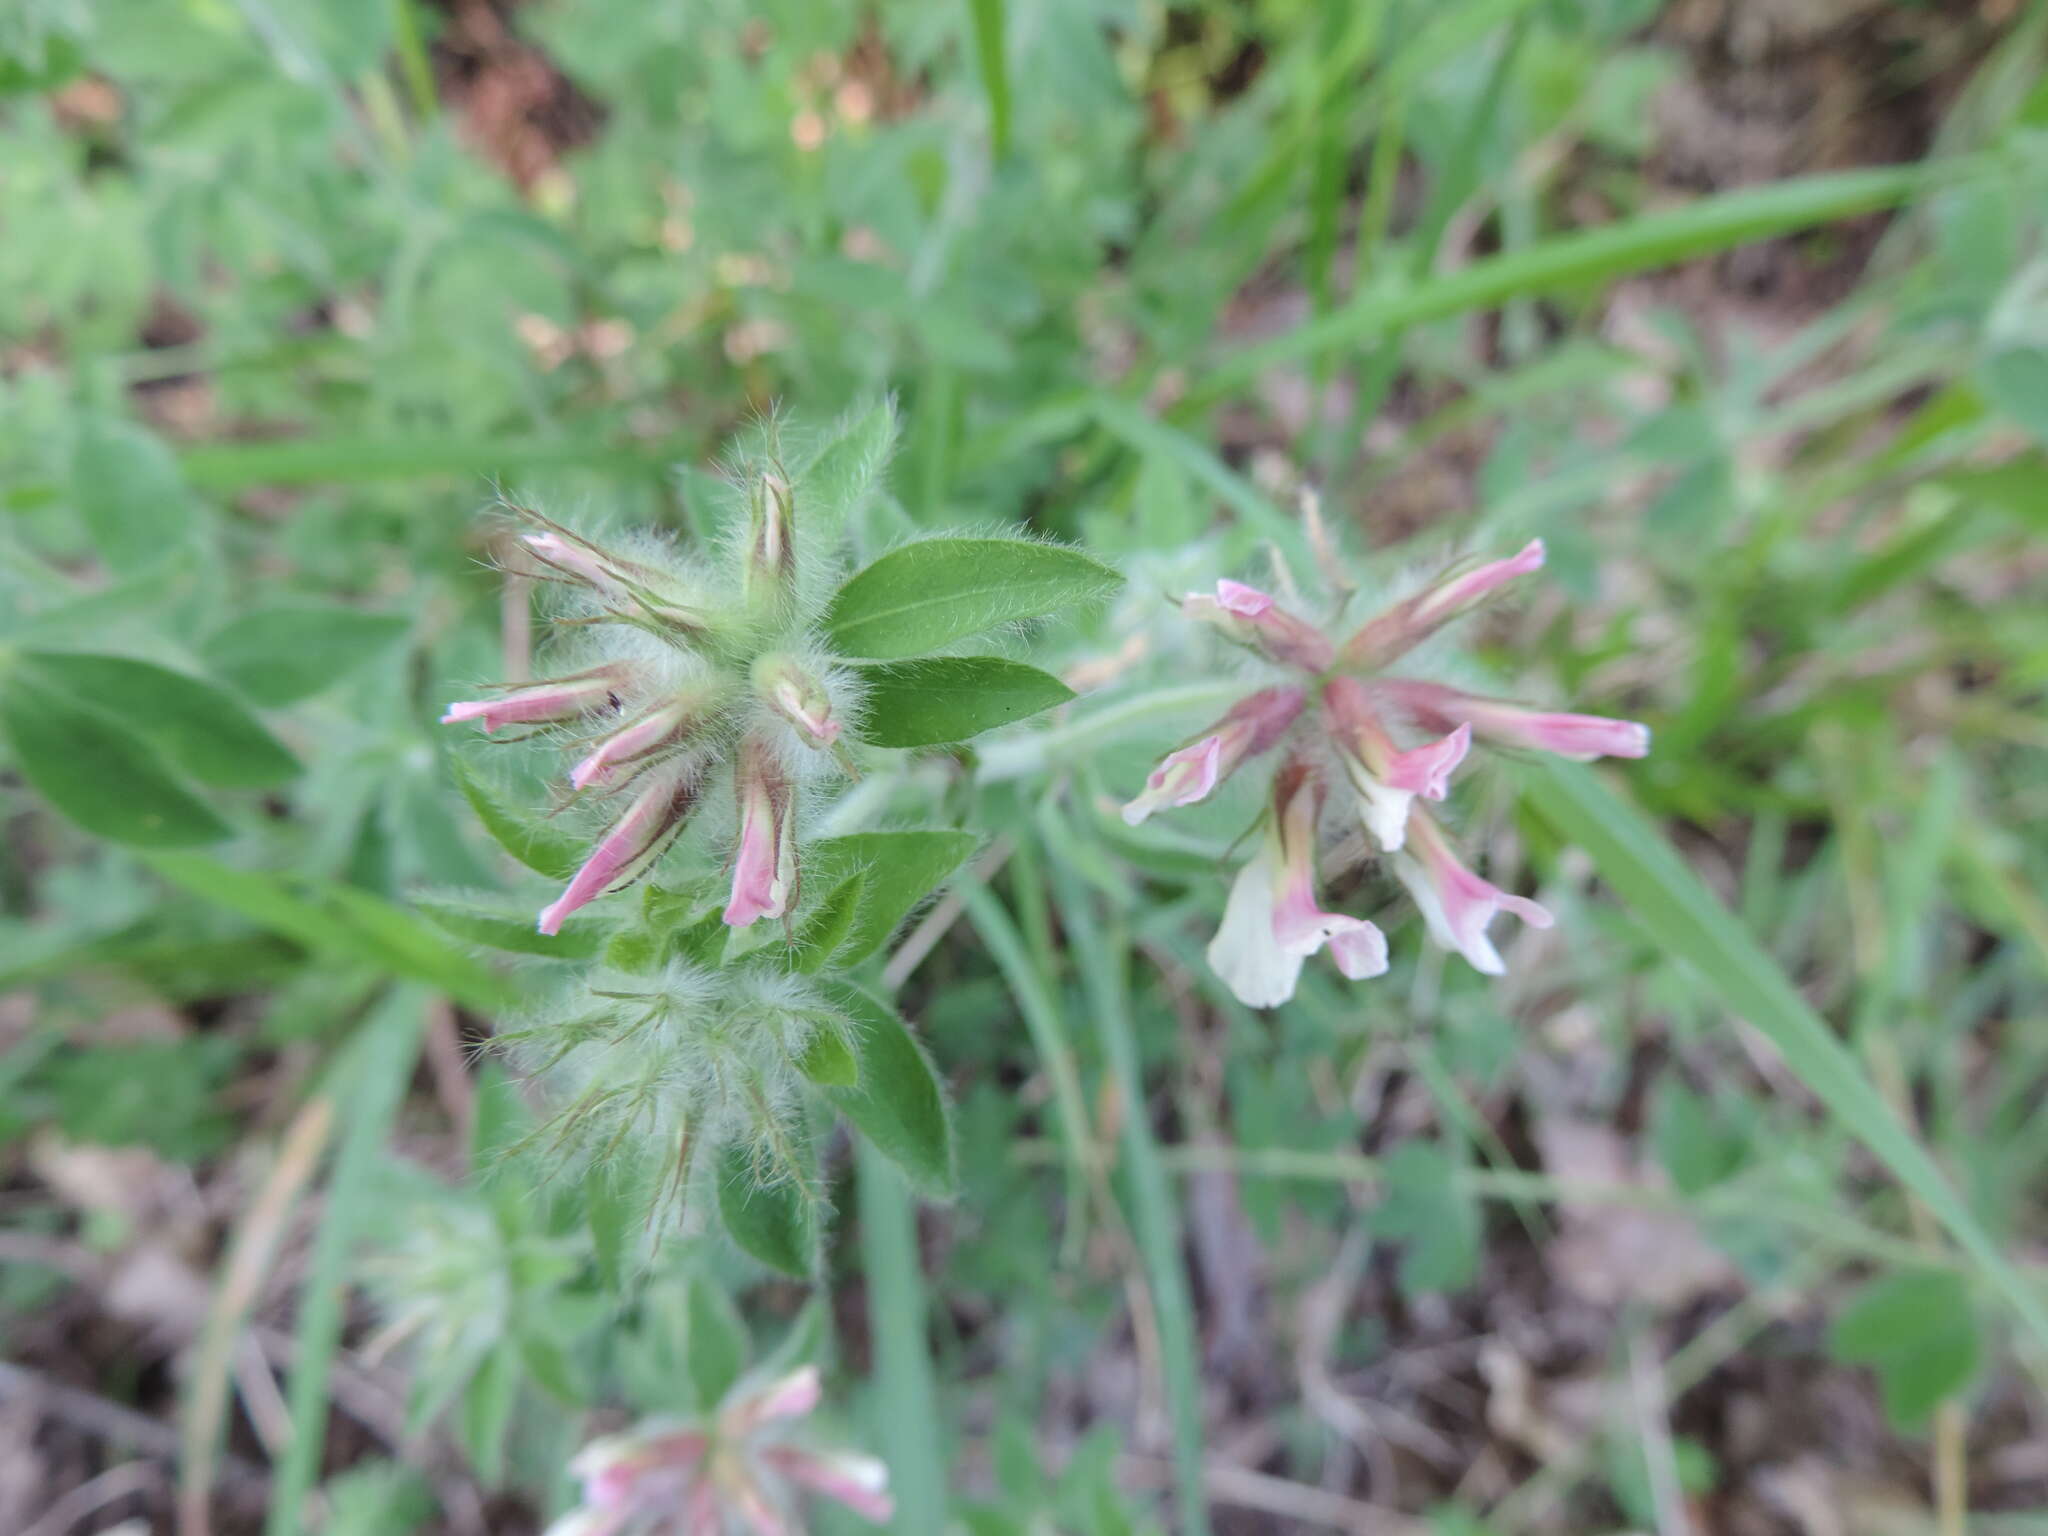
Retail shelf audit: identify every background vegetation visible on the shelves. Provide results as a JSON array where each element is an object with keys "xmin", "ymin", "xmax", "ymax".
[{"xmin": 4, "ymin": 0, "xmax": 2047, "ymax": 1532}]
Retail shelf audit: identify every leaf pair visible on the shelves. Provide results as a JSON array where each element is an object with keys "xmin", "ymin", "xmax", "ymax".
[{"xmin": 823, "ymin": 538, "xmax": 1122, "ymax": 747}]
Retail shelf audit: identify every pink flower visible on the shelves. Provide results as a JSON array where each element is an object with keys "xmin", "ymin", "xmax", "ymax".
[
  {"xmin": 723, "ymin": 737, "xmax": 795, "ymax": 927},
  {"xmin": 1206, "ymin": 766, "xmax": 1387, "ymax": 1008},
  {"xmin": 1393, "ymin": 811, "xmax": 1552, "ymax": 975},
  {"xmin": 1324, "ymin": 677, "xmax": 1470, "ymax": 852},
  {"xmin": 538, "ymin": 761, "xmax": 699, "ymax": 934},
  {"xmin": 1339, "ymin": 539, "xmax": 1545, "ymax": 668},
  {"xmin": 570, "ymin": 694, "xmax": 712, "ymax": 790},
  {"xmin": 1182, "ymin": 580, "xmax": 1335, "ymax": 672},
  {"xmin": 1384, "ymin": 681, "xmax": 1650, "ymax": 761},
  {"xmin": 1121, "ymin": 686, "xmax": 1305, "ymax": 826},
  {"xmin": 441, "ymin": 668, "xmax": 624, "ymax": 734},
  {"xmin": 761, "ymin": 1447, "xmax": 894, "ymax": 1523}
]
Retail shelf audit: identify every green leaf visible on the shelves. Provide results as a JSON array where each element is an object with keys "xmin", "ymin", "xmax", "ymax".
[
  {"xmin": 1523, "ymin": 758, "xmax": 2048, "ymax": 1351},
  {"xmin": 0, "ymin": 674, "xmax": 232, "ymax": 846},
  {"xmin": 685, "ymin": 1275, "xmax": 749, "ymax": 1408},
  {"xmin": 201, "ymin": 605, "xmax": 410, "ymax": 706},
  {"xmin": 716, "ymin": 1146, "xmax": 815, "ymax": 1278},
  {"xmin": 1978, "ymin": 347, "xmax": 2048, "ymax": 445},
  {"xmin": 825, "ymin": 538, "xmax": 1121, "ymax": 659},
  {"xmin": 965, "ymin": 0, "xmax": 1010, "ymax": 157},
  {"xmin": 415, "ymin": 894, "xmax": 605, "ymax": 959},
  {"xmin": 20, "ymin": 652, "xmax": 299, "ymax": 787},
  {"xmin": 797, "ymin": 1027, "xmax": 858, "ymax": 1088},
  {"xmin": 804, "ymin": 830, "xmax": 979, "ymax": 967},
  {"xmin": 791, "ymin": 872, "xmax": 864, "ymax": 973},
  {"xmin": 456, "ymin": 1341, "xmax": 520, "ymax": 1488},
  {"xmin": 73, "ymin": 417, "xmax": 198, "ymax": 573},
  {"xmin": 449, "ymin": 756, "xmax": 583, "ymax": 881},
  {"xmin": 819, "ymin": 982, "xmax": 955, "ymax": 1198},
  {"xmin": 797, "ymin": 398, "xmax": 896, "ymax": 542},
  {"xmin": 1830, "ymin": 1269, "xmax": 1980, "ymax": 1428},
  {"xmin": 854, "ymin": 657, "xmax": 1074, "ymax": 747}
]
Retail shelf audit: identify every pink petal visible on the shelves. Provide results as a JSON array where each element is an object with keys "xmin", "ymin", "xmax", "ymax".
[
  {"xmin": 1214, "ymin": 579, "xmax": 1275, "ymax": 617},
  {"xmin": 538, "ymin": 766, "xmax": 694, "ymax": 934},
  {"xmin": 1381, "ymin": 724, "xmax": 1471, "ymax": 799},
  {"xmin": 767, "ymin": 1448, "xmax": 895, "ymax": 1523}
]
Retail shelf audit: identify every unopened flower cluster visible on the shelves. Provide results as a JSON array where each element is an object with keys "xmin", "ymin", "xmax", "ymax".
[
  {"xmin": 546, "ymin": 1365, "xmax": 891, "ymax": 1536},
  {"xmin": 1124, "ymin": 539, "xmax": 1649, "ymax": 1008},
  {"xmin": 442, "ymin": 472, "xmax": 855, "ymax": 935}
]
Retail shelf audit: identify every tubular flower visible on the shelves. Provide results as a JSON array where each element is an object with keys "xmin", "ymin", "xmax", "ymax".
[
  {"xmin": 1394, "ymin": 810, "xmax": 1553, "ymax": 975},
  {"xmin": 1121, "ymin": 685, "xmax": 1305, "ymax": 826},
  {"xmin": 723, "ymin": 735, "xmax": 796, "ymax": 927},
  {"xmin": 543, "ymin": 1366, "xmax": 892, "ymax": 1536},
  {"xmin": 1324, "ymin": 675, "xmax": 1469, "ymax": 853},
  {"xmin": 570, "ymin": 684, "xmax": 723, "ymax": 791},
  {"xmin": 539, "ymin": 761, "xmax": 700, "ymax": 936},
  {"xmin": 441, "ymin": 666, "xmax": 628, "ymax": 734},
  {"xmin": 1206, "ymin": 763, "xmax": 1388, "ymax": 1009},
  {"xmin": 744, "ymin": 470, "xmax": 799, "ymax": 606},
  {"xmin": 1379, "ymin": 680, "xmax": 1651, "ymax": 761},
  {"xmin": 753, "ymin": 655, "xmax": 840, "ymax": 750},
  {"xmin": 1129, "ymin": 536, "xmax": 1646, "ymax": 999},
  {"xmin": 1182, "ymin": 580, "xmax": 1334, "ymax": 671}
]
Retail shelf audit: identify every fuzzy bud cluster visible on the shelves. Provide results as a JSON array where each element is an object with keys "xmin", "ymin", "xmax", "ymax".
[
  {"xmin": 442, "ymin": 483, "xmax": 865, "ymax": 937},
  {"xmin": 1127, "ymin": 540, "xmax": 1649, "ymax": 1008}
]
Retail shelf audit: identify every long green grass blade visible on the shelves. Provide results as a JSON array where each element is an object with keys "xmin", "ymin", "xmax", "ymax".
[
  {"xmin": 1195, "ymin": 160, "xmax": 1974, "ymax": 402},
  {"xmin": 964, "ymin": 0, "xmax": 1010, "ymax": 158},
  {"xmin": 1054, "ymin": 869, "xmax": 1209, "ymax": 1536},
  {"xmin": 1523, "ymin": 758, "xmax": 2048, "ymax": 1346},
  {"xmin": 265, "ymin": 987, "xmax": 428, "ymax": 1536},
  {"xmin": 856, "ymin": 1139, "xmax": 948, "ymax": 1536}
]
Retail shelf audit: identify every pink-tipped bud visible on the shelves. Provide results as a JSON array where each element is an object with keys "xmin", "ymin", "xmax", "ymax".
[
  {"xmin": 1339, "ymin": 539, "xmax": 1545, "ymax": 669},
  {"xmin": 537, "ymin": 762, "xmax": 698, "ymax": 934},
  {"xmin": 726, "ymin": 1367, "xmax": 824, "ymax": 1436},
  {"xmin": 1121, "ymin": 686, "xmax": 1306, "ymax": 826},
  {"xmin": 723, "ymin": 736, "xmax": 796, "ymax": 927},
  {"xmin": 1393, "ymin": 811, "xmax": 1552, "ymax": 976},
  {"xmin": 1182, "ymin": 581, "xmax": 1334, "ymax": 672},
  {"xmin": 568, "ymin": 696, "xmax": 707, "ymax": 790},
  {"xmin": 1385, "ymin": 681, "xmax": 1650, "ymax": 762},
  {"xmin": 754, "ymin": 655, "xmax": 840, "ymax": 750},
  {"xmin": 522, "ymin": 532, "xmax": 626, "ymax": 594},
  {"xmin": 441, "ymin": 668, "xmax": 625, "ymax": 734}
]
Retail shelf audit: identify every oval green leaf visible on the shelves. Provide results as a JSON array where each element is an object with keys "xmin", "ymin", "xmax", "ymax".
[
  {"xmin": 201, "ymin": 605, "xmax": 410, "ymax": 706},
  {"xmin": 803, "ymin": 830, "xmax": 979, "ymax": 967},
  {"xmin": 819, "ymin": 982, "xmax": 955, "ymax": 1198},
  {"xmin": 1, "ymin": 675, "xmax": 232, "ymax": 847},
  {"xmin": 21, "ymin": 651, "xmax": 299, "ymax": 788},
  {"xmin": 449, "ymin": 756, "xmax": 584, "ymax": 881},
  {"xmin": 854, "ymin": 656, "xmax": 1073, "ymax": 747},
  {"xmin": 716, "ymin": 1145, "xmax": 816, "ymax": 1278},
  {"xmin": 825, "ymin": 538, "xmax": 1121, "ymax": 659}
]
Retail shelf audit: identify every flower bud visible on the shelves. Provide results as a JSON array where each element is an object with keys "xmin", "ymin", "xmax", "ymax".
[
  {"xmin": 723, "ymin": 735, "xmax": 796, "ymax": 927},
  {"xmin": 441, "ymin": 666, "xmax": 627, "ymax": 734},
  {"xmin": 538, "ymin": 761, "xmax": 700, "ymax": 934},
  {"xmin": 1121, "ymin": 686, "xmax": 1304, "ymax": 825},
  {"xmin": 1384, "ymin": 680, "xmax": 1650, "ymax": 761},
  {"xmin": 753, "ymin": 655, "xmax": 840, "ymax": 750},
  {"xmin": 744, "ymin": 469, "xmax": 798, "ymax": 606},
  {"xmin": 568, "ymin": 683, "xmax": 724, "ymax": 791},
  {"xmin": 523, "ymin": 529, "xmax": 717, "ymax": 644},
  {"xmin": 1339, "ymin": 538, "xmax": 1544, "ymax": 670},
  {"xmin": 1181, "ymin": 581, "xmax": 1334, "ymax": 672}
]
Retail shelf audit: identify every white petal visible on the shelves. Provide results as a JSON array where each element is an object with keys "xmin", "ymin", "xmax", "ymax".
[{"xmin": 1206, "ymin": 850, "xmax": 1303, "ymax": 1009}]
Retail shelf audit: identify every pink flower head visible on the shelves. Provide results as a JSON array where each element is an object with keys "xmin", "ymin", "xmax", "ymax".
[
  {"xmin": 1323, "ymin": 677, "xmax": 1470, "ymax": 852},
  {"xmin": 1386, "ymin": 681, "xmax": 1650, "ymax": 762},
  {"xmin": 441, "ymin": 668, "xmax": 624, "ymax": 734},
  {"xmin": 755, "ymin": 655, "xmax": 840, "ymax": 750},
  {"xmin": 1394, "ymin": 811, "xmax": 1553, "ymax": 975},
  {"xmin": 569, "ymin": 694, "xmax": 711, "ymax": 790},
  {"xmin": 1206, "ymin": 764, "xmax": 1387, "ymax": 1008},
  {"xmin": 1340, "ymin": 539, "xmax": 1545, "ymax": 669},
  {"xmin": 1182, "ymin": 580, "xmax": 1335, "ymax": 672},
  {"xmin": 723, "ymin": 736, "xmax": 796, "ymax": 927},
  {"xmin": 1121, "ymin": 685, "xmax": 1305, "ymax": 826},
  {"xmin": 537, "ymin": 761, "xmax": 699, "ymax": 934}
]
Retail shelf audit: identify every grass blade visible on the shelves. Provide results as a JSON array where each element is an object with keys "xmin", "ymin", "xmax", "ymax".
[
  {"xmin": 1053, "ymin": 867, "xmax": 1209, "ymax": 1536},
  {"xmin": 1195, "ymin": 159, "xmax": 1974, "ymax": 403},
  {"xmin": 264, "ymin": 987, "xmax": 429, "ymax": 1536},
  {"xmin": 964, "ymin": 0, "xmax": 1010, "ymax": 158},
  {"xmin": 1522, "ymin": 757, "xmax": 2048, "ymax": 1347},
  {"xmin": 856, "ymin": 1139, "xmax": 948, "ymax": 1536}
]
